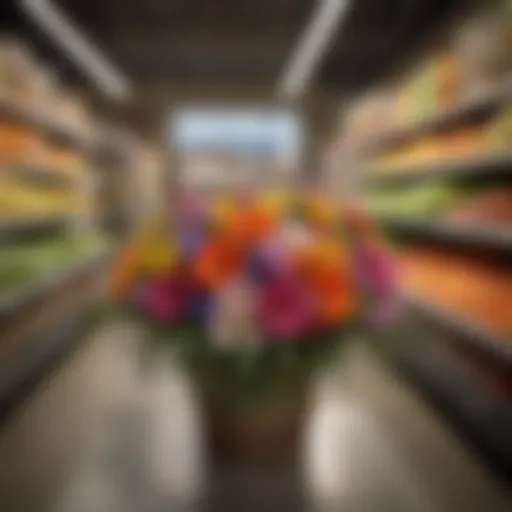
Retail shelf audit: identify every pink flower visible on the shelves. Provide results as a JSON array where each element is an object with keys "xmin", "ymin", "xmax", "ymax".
[
  {"xmin": 141, "ymin": 273, "xmax": 201, "ymax": 323},
  {"xmin": 142, "ymin": 276, "xmax": 180, "ymax": 321},
  {"xmin": 257, "ymin": 278, "xmax": 316, "ymax": 339},
  {"xmin": 351, "ymin": 241, "xmax": 397, "ymax": 295},
  {"xmin": 351, "ymin": 241, "xmax": 402, "ymax": 325}
]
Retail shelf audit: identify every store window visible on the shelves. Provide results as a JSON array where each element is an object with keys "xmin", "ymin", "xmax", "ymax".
[{"xmin": 169, "ymin": 107, "xmax": 305, "ymax": 190}]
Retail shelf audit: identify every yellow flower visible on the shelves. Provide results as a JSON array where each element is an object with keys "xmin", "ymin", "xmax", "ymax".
[
  {"xmin": 307, "ymin": 195, "xmax": 337, "ymax": 226},
  {"xmin": 259, "ymin": 189, "xmax": 290, "ymax": 216},
  {"xmin": 212, "ymin": 194, "xmax": 238, "ymax": 228},
  {"xmin": 139, "ymin": 238, "xmax": 177, "ymax": 273}
]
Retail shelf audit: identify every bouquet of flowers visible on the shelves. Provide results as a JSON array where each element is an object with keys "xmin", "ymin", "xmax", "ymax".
[{"xmin": 110, "ymin": 190, "xmax": 398, "ymax": 404}]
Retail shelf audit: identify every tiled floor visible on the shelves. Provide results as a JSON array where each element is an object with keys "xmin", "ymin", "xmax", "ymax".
[{"xmin": 1, "ymin": 323, "xmax": 510, "ymax": 512}]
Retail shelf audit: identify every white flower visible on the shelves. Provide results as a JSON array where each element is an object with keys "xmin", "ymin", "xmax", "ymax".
[{"xmin": 209, "ymin": 276, "xmax": 260, "ymax": 348}]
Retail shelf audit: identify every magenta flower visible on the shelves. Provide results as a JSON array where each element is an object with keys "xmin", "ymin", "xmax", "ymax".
[
  {"xmin": 351, "ymin": 241, "xmax": 401, "ymax": 325},
  {"xmin": 141, "ymin": 272, "xmax": 207, "ymax": 323},
  {"xmin": 257, "ymin": 278, "xmax": 316, "ymax": 339},
  {"xmin": 352, "ymin": 241, "xmax": 397, "ymax": 294},
  {"xmin": 142, "ymin": 276, "xmax": 181, "ymax": 321}
]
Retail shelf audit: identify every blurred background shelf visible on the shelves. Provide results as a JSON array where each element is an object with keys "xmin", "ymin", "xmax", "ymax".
[
  {"xmin": 0, "ymin": 245, "xmax": 111, "ymax": 317},
  {"xmin": 360, "ymin": 77, "xmax": 512, "ymax": 156},
  {"xmin": 0, "ymin": 162, "xmax": 80, "ymax": 186},
  {"xmin": 405, "ymin": 292, "xmax": 512, "ymax": 366},
  {"xmin": 0, "ymin": 302, "xmax": 92, "ymax": 425},
  {"xmin": 367, "ymin": 151, "xmax": 512, "ymax": 187},
  {"xmin": 371, "ymin": 326, "xmax": 512, "ymax": 482},
  {"xmin": 0, "ymin": 96, "xmax": 92, "ymax": 152},
  {"xmin": 0, "ymin": 214, "xmax": 73, "ymax": 239},
  {"xmin": 378, "ymin": 217, "xmax": 512, "ymax": 254}
]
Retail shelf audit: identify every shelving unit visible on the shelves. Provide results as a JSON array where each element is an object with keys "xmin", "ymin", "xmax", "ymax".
[
  {"xmin": 359, "ymin": 76, "xmax": 512, "ymax": 157},
  {"xmin": 370, "ymin": 323, "xmax": 512, "ymax": 481},
  {"xmin": 0, "ymin": 214, "xmax": 72, "ymax": 238},
  {"xmin": 0, "ymin": 30, "xmax": 127, "ymax": 424},
  {"xmin": 0, "ymin": 95, "xmax": 93, "ymax": 152},
  {"xmin": 0, "ymin": 162, "xmax": 80, "ymax": 185},
  {"xmin": 0, "ymin": 247, "xmax": 110, "ymax": 316},
  {"xmin": 405, "ymin": 292, "xmax": 512, "ymax": 366},
  {"xmin": 367, "ymin": 151, "xmax": 512, "ymax": 187},
  {"xmin": 378, "ymin": 217, "xmax": 512, "ymax": 254},
  {"xmin": 344, "ymin": 10, "xmax": 512, "ymax": 479}
]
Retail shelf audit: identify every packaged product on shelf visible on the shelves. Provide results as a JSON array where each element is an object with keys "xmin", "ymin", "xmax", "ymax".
[
  {"xmin": 48, "ymin": 147, "xmax": 85, "ymax": 178},
  {"xmin": 367, "ymin": 182, "xmax": 465, "ymax": 217},
  {"xmin": 36, "ymin": 67, "xmax": 60, "ymax": 118},
  {"xmin": 400, "ymin": 247, "xmax": 512, "ymax": 337},
  {"xmin": 0, "ymin": 38, "xmax": 39, "ymax": 106},
  {"xmin": 0, "ymin": 234, "xmax": 105, "ymax": 295},
  {"xmin": 345, "ymin": 87, "xmax": 397, "ymax": 145},
  {"xmin": 454, "ymin": 11, "xmax": 512, "ymax": 101},
  {"xmin": 434, "ymin": 53, "xmax": 461, "ymax": 110},
  {"xmin": 55, "ymin": 90, "xmax": 90, "ymax": 136},
  {"xmin": 436, "ymin": 125, "xmax": 484, "ymax": 160},
  {"xmin": 485, "ymin": 106, "xmax": 512, "ymax": 150},
  {"xmin": 0, "ymin": 175, "xmax": 78, "ymax": 217},
  {"xmin": 0, "ymin": 121, "xmax": 40, "ymax": 164},
  {"xmin": 409, "ymin": 60, "xmax": 437, "ymax": 121},
  {"xmin": 446, "ymin": 188, "xmax": 512, "ymax": 224}
]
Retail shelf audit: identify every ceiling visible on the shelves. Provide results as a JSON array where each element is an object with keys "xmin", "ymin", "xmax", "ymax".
[{"xmin": 2, "ymin": 0, "xmax": 485, "ymax": 93}]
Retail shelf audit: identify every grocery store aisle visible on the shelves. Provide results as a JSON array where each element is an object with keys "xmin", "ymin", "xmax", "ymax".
[{"xmin": 33, "ymin": 323, "xmax": 510, "ymax": 512}]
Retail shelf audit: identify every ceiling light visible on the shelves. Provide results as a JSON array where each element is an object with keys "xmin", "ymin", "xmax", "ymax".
[
  {"xmin": 21, "ymin": 0, "xmax": 131, "ymax": 100},
  {"xmin": 279, "ymin": 0, "xmax": 350, "ymax": 99}
]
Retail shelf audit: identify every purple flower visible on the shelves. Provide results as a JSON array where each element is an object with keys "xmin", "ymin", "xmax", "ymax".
[
  {"xmin": 178, "ymin": 224, "xmax": 205, "ymax": 259},
  {"xmin": 187, "ymin": 285, "xmax": 213, "ymax": 323}
]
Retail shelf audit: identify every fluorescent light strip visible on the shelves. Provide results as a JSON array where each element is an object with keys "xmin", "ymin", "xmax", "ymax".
[
  {"xmin": 279, "ymin": 0, "xmax": 349, "ymax": 99},
  {"xmin": 21, "ymin": 0, "xmax": 131, "ymax": 100}
]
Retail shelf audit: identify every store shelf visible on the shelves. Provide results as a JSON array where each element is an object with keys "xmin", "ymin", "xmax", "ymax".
[
  {"xmin": 0, "ymin": 96, "xmax": 92, "ymax": 151},
  {"xmin": 0, "ymin": 248, "xmax": 111, "ymax": 316},
  {"xmin": 0, "ymin": 214, "xmax": 73, "ymax": 239},
  {"xmin": 405, "ymin": 292, "xmax": 512, "ymax": 367},
  {"xmin": 367, "ymin": 151, "xmax": 512, "ymax": 187},
  {"xmin": 372, "ymin": 330, "xmax": 512, "ymax": 481},
  {"xmin": 379, "ymin": 217, "xmax": 512, "ymax": 254},
  {"xmin": 359, "ymin": 77, "xmax": 512, "ymax": 156},
  {"xmin": 0, "ymin": 162, "xmax": 79, "ymax": 186},
  {"xmin": 0, "ymin": 300, "xmax": 94, "ymax": 425}
]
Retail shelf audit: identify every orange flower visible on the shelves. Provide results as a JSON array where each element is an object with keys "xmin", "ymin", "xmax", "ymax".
[
  {"xmin": 194, "ymin": 236, "xmax": 244, "ymax": 287},
  {"xmin": 290, "ymin": 236, "xmax": 346, "ymax": 280},
  {"xmin": 309, "ymin": 267, "xmax": 357, "ymax": 323},
  {"xmin": 227, "ymin": 202, "xmax": 276, "ymax": 245},
  {"xmin": 109, "ymin": 238, "xmax": 143, "ymax": 298}
]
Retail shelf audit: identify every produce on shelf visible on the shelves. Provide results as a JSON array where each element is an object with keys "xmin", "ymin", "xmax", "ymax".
[
  {"xmin": 372, "ymin": 125, "xmax": 485, "ymax": 173},
  {"xmin": 446, "ymin": 188, "xmax": 512, "ymax": 224},
  {"xmin": 366, "ymin": 183, "xmax": 466, "ymax": 217},
  {"xmin": 0, "ymin": 177, "xmax": 86, "ymax": 216},
  {"xmin": 435, "ymin": 54, "xmax": 461, "ymax": 109},
  {"xmin": 0, "ymin": 38, "xmax": 45, "ymax": 109},
  {"xmin": 400, "ymin": 247, "xmax": 512, "ymax": 337},
  {"xmin": 0, "ymin": 235, "xmax": 106, "ymax": 295},
  {"xmin": 454, "ymin": 9, "xmax": 512, "ymax": 101},
  {"xmin": 485, "ymin": 106, "xmax": 512, "ymax": 150},
  {"xmin": 0, "ymin": 121, "xmax": 41, "ymax": 163}
]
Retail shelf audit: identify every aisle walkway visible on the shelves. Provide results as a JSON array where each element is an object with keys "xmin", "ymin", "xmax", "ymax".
[{"xmin": 48, "ymin": 323, "xmax": 511, "ymax": 512}]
